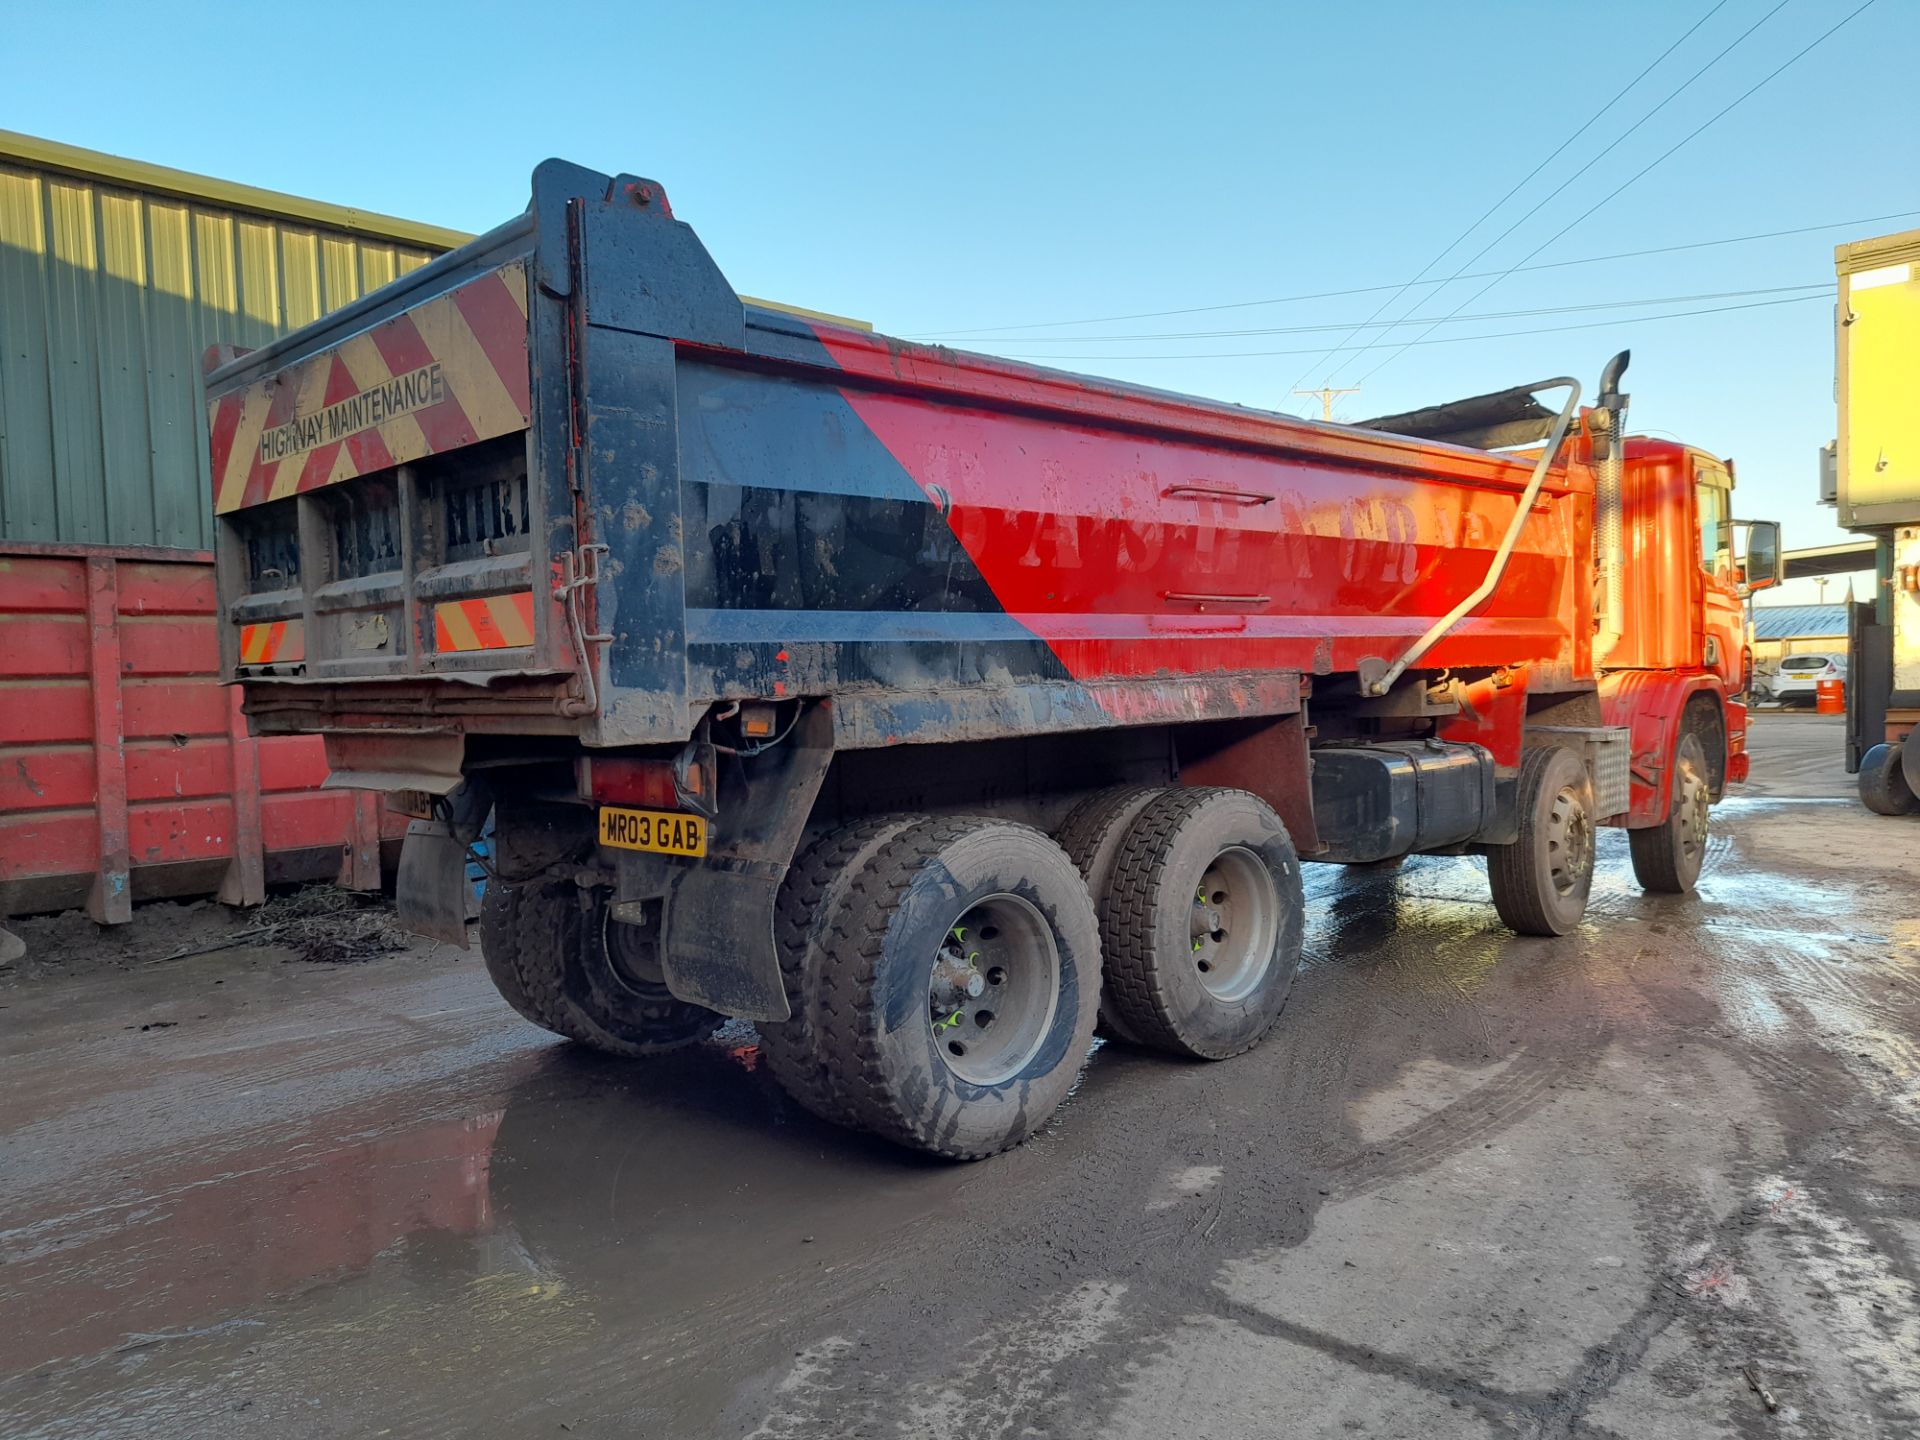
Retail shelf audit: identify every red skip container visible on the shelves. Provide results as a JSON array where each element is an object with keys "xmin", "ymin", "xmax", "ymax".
[{"xmin": 0, "ymin": 542, "xmax": 402, "ymax": 922}]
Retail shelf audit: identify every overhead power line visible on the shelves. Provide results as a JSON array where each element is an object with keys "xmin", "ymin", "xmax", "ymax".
[
  {"xmin": 1284, "ymin": 0, "xmax": 1736, "ymax": 397},
  {"xmin": 944, "ymin": 283, "xmax": 1828, "ymax": 345},
  {"xmin": 1319, "ymin": 0, "xmax": 1800, "ymax": 390},
  {"xmin": 991, "ymin": 291, "xmax": 1825, "ymax": 363},
  {"xmin": 1350, "ymin": 0, "xmax": 1883, "ymax": 389},
  {"xmin": 906, "ymin": 209, "xmax": 1920, "ymax": 342}
]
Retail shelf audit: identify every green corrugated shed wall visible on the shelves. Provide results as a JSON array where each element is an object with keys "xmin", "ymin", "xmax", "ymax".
[{"xmin": 0, "ymin": 131, "xmax": 469, "ymax": 551}]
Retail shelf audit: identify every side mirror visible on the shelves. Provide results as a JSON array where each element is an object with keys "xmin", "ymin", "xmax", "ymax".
[{"xmin": 1742, "ymin": 520, "xmax": 1783, "ymax": 594}]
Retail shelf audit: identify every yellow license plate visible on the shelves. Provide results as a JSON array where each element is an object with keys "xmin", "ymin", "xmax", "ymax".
[{"xmin": 597, "ymin": 806, "xmax": 708, "ymax": 857}]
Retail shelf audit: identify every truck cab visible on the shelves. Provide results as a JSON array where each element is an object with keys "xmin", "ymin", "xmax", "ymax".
[
  {"xmin": 1595, "ymin": 440, "xmax": 1774, "ymax": 811},
  {"xmin": 1607, "ymin": 443, "xmax": 1748, "ymax": 686}
]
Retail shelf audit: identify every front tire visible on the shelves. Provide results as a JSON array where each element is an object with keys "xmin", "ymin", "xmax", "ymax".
[
  {"xmin": 1487, "ymin": 745, "xmax": 1594, "ymax": 936},
  {"xmin": 1099, "ymin": 788, "xmax": 1305, "ymax": 1060},
  {"xmin": 1629, "ymin": 730, "xmax": 1711, "ymax": 893},
  {"xmin": 808, "ymin": 817, "xmax": 1103, "ymax": 1160},
  {"xmin": 479, "ymin": 879, "xmax": 724, "ymax": 1057}
]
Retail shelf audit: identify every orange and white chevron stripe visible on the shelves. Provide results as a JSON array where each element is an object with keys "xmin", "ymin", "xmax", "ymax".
[
  {"xmin": 208, "ymin": 262, "xmax": 531, "ymax": 516},
  {"xmin": 238, "ymin": 619, "xmax": 304, "ymax": 664},
  {"xmin": 433, "ymin": 592, "xmax": 536, "ymax": 652}
]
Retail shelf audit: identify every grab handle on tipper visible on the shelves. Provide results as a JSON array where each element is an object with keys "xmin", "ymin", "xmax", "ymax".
[{"xmin": 1363, "ymin": 375, "xmax": 1583, "ymax": 697}]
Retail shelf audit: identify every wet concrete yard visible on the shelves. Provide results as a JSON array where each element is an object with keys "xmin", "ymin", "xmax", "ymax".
[{"xmin": 4, "ymin": 711, "xmax": 1918, "ymax": 1438}]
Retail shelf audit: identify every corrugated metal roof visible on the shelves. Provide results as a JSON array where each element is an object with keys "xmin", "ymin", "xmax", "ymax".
[
  {"xmin": 0, "ymin": 138, "xmax": 449, "ymax": 550},
  {"xmin": 1751, "ymin": 603, "xmax": 1849, "ymax": 641},
  {"xmin": 0, "ymin": 130, "xmax": 469, "ymax": 251}
]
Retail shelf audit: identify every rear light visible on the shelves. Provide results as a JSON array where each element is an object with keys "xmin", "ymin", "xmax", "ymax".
[
  {"xmin": 581, "ymin": 757, "xmax": 682, "ymax": 810},
  {"xmin": 578, "ymin": 744, "xmax": 715, "ymax": 816}
]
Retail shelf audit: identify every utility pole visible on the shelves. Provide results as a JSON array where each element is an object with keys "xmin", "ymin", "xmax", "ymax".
[{"xmin": 1294, "ymin": 385, "xmax": 1360, "ymax": 422}]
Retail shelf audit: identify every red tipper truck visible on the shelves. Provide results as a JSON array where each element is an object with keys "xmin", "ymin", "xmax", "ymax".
[{"xmin": 202, "ymin": 162, "xmax": 1781, "ymax": 1158}]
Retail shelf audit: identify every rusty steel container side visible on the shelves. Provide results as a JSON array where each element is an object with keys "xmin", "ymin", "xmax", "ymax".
[{"xmin": 0, "ymin": 542, "xmax": 401, "ymax": 922}]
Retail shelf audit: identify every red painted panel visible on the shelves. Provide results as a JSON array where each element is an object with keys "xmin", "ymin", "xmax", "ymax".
[
  {"xmin": 0, "ymin": 810, "xmax": 100, "ymax": 877},
  {"xmin": 122, "ymin": 680, "xmax": 229, "ymax": 739},
  {"xmin": 259, "ymin": 736, "xmax": 332, "ymax": 793},
  {"xmin": 0, "ymin": 747, "xmax": 94, "ymax": 811},
  {"xmin": 0, "ymin": 682, "xmax": 91, "ymax": 744},
  {"xmin": 0, "ymin": 615, "xmax": 89, "ymax": 677},
  {"xmin": 260, "ymin": 788, "xmax": 356, "ymax": 852},
  {"xmin": 119, "ymin": 617, "xmax": 222, "ymax": 677},
  {"xmin": 127, "ymin": 739, "xmax": 233, "ymax": 803},
  {"xmin": 116, "ymin": 561, "xmax": 216, "ymax": 615},
  {"xmin": 0, "ymin": 556, "xmax": 87, "ymax": 613},
  {"xmin": 128, "ymin": 798, "xmax": 236, "ymax": 864}
]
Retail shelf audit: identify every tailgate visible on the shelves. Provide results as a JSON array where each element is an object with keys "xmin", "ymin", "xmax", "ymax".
[{"xmin": 207, "ymin": 249, "xmax": 572, "ymax": 693}]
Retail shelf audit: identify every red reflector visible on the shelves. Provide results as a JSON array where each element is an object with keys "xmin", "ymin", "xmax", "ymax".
[{"xmin": 580, "ymin": 757, "xmax": 680, "ymax": 810}]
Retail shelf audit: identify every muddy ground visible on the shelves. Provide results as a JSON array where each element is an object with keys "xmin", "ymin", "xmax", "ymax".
[{"xmin": 3, "ymin": 710, "xmax": 1917, "ymax": 1438}]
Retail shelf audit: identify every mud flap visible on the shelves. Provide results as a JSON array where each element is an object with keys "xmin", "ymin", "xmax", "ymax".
[
  {"xmin": 397, "ymin": 819, "xmax": 473, "ymax": 949},
  {"xmin": 660, "ymin": 861, "xmax": 787, "ymax": 1020},
  {"xmin": 649, "ymin": 702, "xmax": 836, "ymax": 1022}
]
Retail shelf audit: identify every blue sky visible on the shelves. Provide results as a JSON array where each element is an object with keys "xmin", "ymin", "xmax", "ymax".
[{"xmin": 8, "ymin": 0, "xmax": 1915, "ymax": 600}]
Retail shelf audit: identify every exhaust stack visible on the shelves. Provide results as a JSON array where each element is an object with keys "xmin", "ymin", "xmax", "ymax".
[{"xmin": 1591, "ymin": 350, "xmax": 1631, "ymax": 667}]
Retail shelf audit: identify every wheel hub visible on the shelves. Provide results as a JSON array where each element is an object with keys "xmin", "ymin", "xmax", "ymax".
[
  {"xmin": 1546, "ymin": 786, "xmax": 1593, "ymax": 897},
  {"xmin": 1677, "ymin": 755, "xmax": 1709, "ymax": 859},
  {"xmin": 928, "ymin": 894, "xmax": 1061, "ymax": 1086},
  {"xmin": 604, "ymin": 913, "xmax": 669, "ymax": 993},
  {"xmin": 1187, "ymin": 846, "xmax": 1280, "ymax": 1002}
]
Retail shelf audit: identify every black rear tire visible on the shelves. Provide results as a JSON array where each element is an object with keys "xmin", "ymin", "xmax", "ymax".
[
  {"xmin": 1487, "ymin": 745, "xmax": 1594, "ymax": 936},
  {"xmin": 761, "ymin": 815, "xmax": 920, "ymax": 1126},
  {"xmin": 1629, "ymin": 730, "xmax": 1711, "ymax": 894},
  {"xmin": 479, "ymin": 879, "xmax": 723, "ymax": 1057},
  {"xmin": 1860, "ymin": 742, "xmax": 1919, "ymax": 817},
  {"xmin": 809, "ymin": 817, "xmax": 1102, "ymax": 1159},
  {"xmin": 1054, "ymin": 785, "xmax": 1164, "ymax": 1045},
  {"xmin": 1099, "ymin": 788, "xmax": 1304, "ymax": 1060}
]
